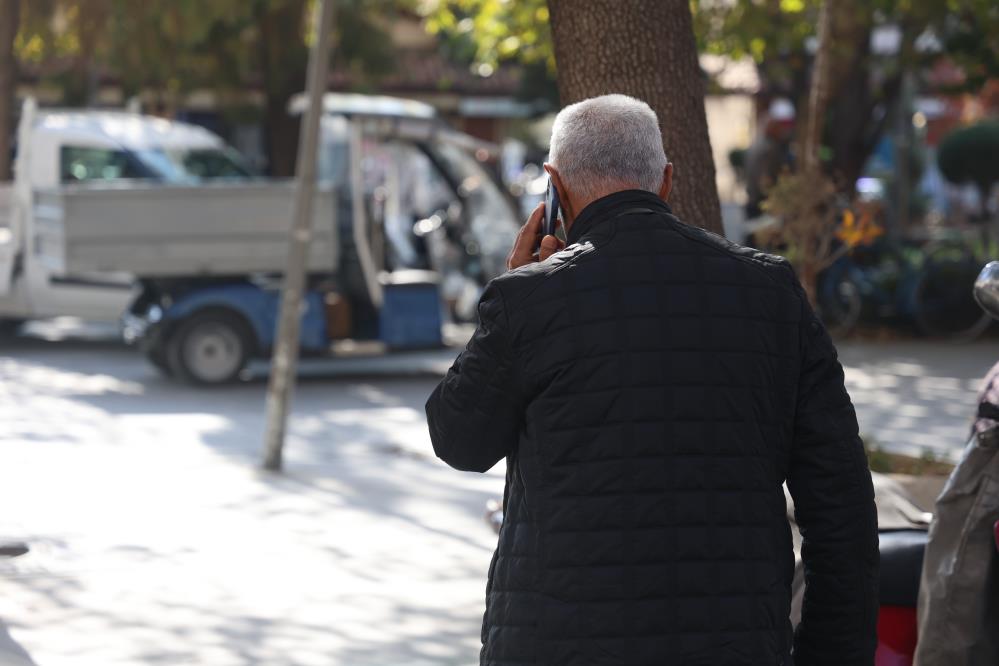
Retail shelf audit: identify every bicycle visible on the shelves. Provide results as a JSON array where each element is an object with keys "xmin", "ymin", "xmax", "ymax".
[
  {"xmin": 818, "ymin": 232, "xmax": 996, "ymax": 342},
  {"xmin": 912, "ymin": 232, "xmax": 997, "ymax": 341}
]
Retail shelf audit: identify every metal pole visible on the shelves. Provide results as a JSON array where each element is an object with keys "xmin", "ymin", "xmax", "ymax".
[
  {"xmin": 893, "ymin": 70, "xmax": 913, "ymax": 238},
  {"xmin": 262, "ymin": 0, "xmax": 335, "ymax": 472}
]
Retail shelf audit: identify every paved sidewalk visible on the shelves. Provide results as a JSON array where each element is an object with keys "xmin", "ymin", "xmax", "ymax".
[
  {"xmin": 0, "ymin": 335, "xmax": 994, "ymax": 664},
  {"xmin": 0, "ymin": 343, "xmax": 497, "ymax": 665},
  {"xmin": 0, "ymin": 616, "xmax": 35, "ymax": 666},
  {"xmin": 838, "ymin": 340, "xmax": 996, "ymax": 462}
]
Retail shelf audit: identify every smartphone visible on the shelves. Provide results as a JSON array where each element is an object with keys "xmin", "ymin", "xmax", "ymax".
[{"xmin": 542, "ymin": 179, "xmax": 560, "ymax": 238}]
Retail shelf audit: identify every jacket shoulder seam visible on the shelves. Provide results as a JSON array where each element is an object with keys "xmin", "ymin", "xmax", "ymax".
[
  {"xmin": 500, "ymin": 242, "xmax": 599, "ymax": 310},
  {"xmin": 666, "ymin": 218, "xmax": 797, "ymax": 292}
]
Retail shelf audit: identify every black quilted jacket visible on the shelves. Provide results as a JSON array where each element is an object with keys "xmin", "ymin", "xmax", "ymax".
[{"xmin": 426, "ymin": 190, "xmax": 879, "ymax": 666}]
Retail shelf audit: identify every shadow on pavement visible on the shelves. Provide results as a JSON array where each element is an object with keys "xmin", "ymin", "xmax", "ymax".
[{"xmin": 0, "ymin": 341, "xmax": 496, "ymax": 665}]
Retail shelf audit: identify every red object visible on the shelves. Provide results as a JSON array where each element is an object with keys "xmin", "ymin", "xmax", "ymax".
[{"xmin": 875, "ymin": 606, "xmax": 918, "ymax": 666}]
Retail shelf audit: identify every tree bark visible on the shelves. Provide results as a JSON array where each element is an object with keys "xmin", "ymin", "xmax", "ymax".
[
  {"xmin": 0, "ymin": 0, "xmax": 20, "ymax": 182},
  {"xmin": 790, "ymin": 0, "xmax": 869, "ymax": 305},
  {"xmin": 263, "ymin": 91, "xmax": 303, "ymax": 178},
  {"xmin": 546, "ymin": 0, "xmax": 723, "ymax": 236},
  {"xmin": 826, "ymin": 22, "xmax": 876, "ymax": 190},
  {"xmin": 803, "ymin": 0, "xmax": 870, "ymax": 173},
  {"xmin": 257, "ymin": 0, "xmax": 309, "ymax": 177},
  {"xmin": 803, "ymin": 2, "xmax": 833, "ymax": 172}
]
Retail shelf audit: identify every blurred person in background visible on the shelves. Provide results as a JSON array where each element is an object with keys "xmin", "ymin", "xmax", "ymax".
[
  {"xmin": 426, "ymin": 94, "xmax": 878, "ymax": 666},
  {"xmin": 745, "ymin": 98, "xmax": 796, "ymax": 221}
]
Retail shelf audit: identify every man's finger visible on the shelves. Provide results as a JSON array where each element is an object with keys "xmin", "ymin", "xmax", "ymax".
[
  {"xmin": 524, "ymin": 201, "xmax": 544, "ymax": 234},
  {"xmin": 507, "ymin": 202, "xmax": 545, "ymax": 270},
  {"xmin": 539, "ymin": 235, "xmax": 564, "ymax": 262}
]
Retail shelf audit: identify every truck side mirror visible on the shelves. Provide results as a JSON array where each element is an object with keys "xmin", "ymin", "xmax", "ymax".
[{"xmin": 974, "ymin": 261, "xmax": 999, "ymax": 320}]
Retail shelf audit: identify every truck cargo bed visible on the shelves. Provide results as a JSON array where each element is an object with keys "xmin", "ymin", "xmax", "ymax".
[{"xmin": 33, "ymin": 182, "xmax": 339, "ymax": 278}]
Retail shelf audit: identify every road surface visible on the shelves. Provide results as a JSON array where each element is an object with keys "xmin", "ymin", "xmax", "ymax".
[{"xmin": 0, "ymin": 331, "xmax": 995, "ymax": 664}]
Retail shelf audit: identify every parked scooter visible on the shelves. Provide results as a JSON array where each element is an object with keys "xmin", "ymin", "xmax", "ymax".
[
  {"xmin": 788, "ymin": 475, "xmax": 930, "ymax": 665},
  {"xmin": 915, "ymin": 261, "xmax": 999, "ymax": 666}
]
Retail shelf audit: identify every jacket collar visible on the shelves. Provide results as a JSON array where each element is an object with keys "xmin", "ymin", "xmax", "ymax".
[{"xmin": 566, "ymin": 189, "xmax": 673, "ymax": 246}]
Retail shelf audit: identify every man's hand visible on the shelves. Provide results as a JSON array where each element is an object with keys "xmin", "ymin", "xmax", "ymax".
[{"xmin": 506, "ymin": 202, "xmax": 565, "ymax": 271}]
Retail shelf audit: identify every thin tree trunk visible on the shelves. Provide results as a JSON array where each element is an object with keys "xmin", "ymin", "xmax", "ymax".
[
  {"xmin": 546, "ymin": 0, "xmax": 723, "ymax": 236},
  {"xmin": 803, "ymin": 0, "xmax": 870, "ymax": 173},
  {"xmin": 0, "ymin": 0, "xmax": 19, "ymax": 182},
  {"xmin": 793, "ymin": 0, "xmax": 871, "ymax": 305},
  {"xmin": 803, "ymin": 2, "xmax": 834, "ymax": 172}
]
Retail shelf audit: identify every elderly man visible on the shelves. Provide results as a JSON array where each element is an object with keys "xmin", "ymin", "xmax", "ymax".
[{"xmin": 426, "ymin": 94, "xmax": 878, "ymax": 666}]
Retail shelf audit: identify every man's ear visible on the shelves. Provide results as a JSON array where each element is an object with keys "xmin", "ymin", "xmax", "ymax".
[
  {"xmin": 543, "ymin": 163, "xmax": 575, "ymax": 225},
  {"xmin": 658, "ymin": 163, "xmax": 674, "ymax": 202}
]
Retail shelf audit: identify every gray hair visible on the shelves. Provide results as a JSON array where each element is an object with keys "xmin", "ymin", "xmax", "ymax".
[{"xmin": 548, "ymin": 94, "xmax": 668, "ymax": 200}]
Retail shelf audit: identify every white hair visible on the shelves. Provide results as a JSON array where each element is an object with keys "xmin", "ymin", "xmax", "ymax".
[{"xmin": 548, "ymin": 94, "xmax": 668, "ymax": 200}]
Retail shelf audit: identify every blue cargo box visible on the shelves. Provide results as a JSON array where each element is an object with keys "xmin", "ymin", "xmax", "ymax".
[{"xmin": 379, "ymin": 278, "xmax": 443, "ymax": 349}]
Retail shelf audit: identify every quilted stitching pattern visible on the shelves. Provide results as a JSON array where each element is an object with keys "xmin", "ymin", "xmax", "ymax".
[{"xmin": 427, "ymin": 190, "xmax": 878, "ymax": 666}]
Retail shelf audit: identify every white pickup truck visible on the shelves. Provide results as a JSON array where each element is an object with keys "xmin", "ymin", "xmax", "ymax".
[
  {"xmin": 0, "ymin": 100, "xmax": 255, "ymax": 332},
  {"xmin": 2, "ymin": 94, "xmax": 521, "ymax": 382}
]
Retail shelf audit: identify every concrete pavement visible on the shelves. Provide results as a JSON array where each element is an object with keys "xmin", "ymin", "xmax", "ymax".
[
  {"xmin": 0, "ymin": 339, "xmax": 495, "ymax": 665},
  {"xmin": 0, "ymin": 333, "xmax": 995, "ymax": 664},
  {"xmin": 837, "ymin": 339, "xmax": 996, "ymax": 461}
]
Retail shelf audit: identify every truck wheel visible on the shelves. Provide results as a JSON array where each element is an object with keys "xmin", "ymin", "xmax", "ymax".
[
  {"xmin": 165, "ymin": 311, "xmax": 252, "ymax": 385},
  {"xmin": 0, "ymin": 319, "xmax": 25, "ymax": 337},
  {"xmin": 145, "ymin": 344, "xmax": 173, "ymax": 377}
]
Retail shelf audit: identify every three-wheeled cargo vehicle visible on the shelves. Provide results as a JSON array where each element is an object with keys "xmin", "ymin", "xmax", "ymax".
[
  {"xmin": 20, "ymin": 93, "xmax": 521, "ymax": 383},
  {"xmin": 0, "ymin": 99, "xmax": 255, "ymax": 332}
]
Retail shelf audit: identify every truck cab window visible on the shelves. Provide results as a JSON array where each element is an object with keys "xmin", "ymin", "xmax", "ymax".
[
  {"xmin": 60, "ymin": 146, "xmax": 147, "ymax": 182},
  {"xmin": 61, "ymin": 146, "xmax": 252, "ymax": 184},
  {"xmin": 132, "ymin": 147, "xmax": 253, "ymax": 181},
  {"xmin": 176, "ymin": 148, "xmax": 253, "ymax": 179}
]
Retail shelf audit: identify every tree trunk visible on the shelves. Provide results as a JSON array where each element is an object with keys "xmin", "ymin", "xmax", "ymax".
[
  {"xmin": 0, "ymin": 0, "xmax": 19, "ymax": 182},
  {"xmin": 826, "ymin": 29, "xmax": 873, "ymax": 189},
  {"xmin": 263, "ymin": 92, "xmax": 303, "ymax": 177},
  {"xmin": 546, "ymin": 0, "xmax": 723, "ymax": 236},
  {"xmin": 803, "ymin": 2, "xmax": 833, "ymax": 172},
  {"xmin": 803, "ymin": 0, "xmax": 870, "ymax": 173},
  {"xmin": 257, "ymin": 0, "xmax": 309, "ymax": 177}
]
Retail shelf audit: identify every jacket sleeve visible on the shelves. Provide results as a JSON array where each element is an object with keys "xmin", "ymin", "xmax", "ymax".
[
  {"xmin": 425, "ymin": 282, "xmax": 523, "ymax": 472},
  {"xmin": 788, "ymin": 292, "xmax": 880, "ymax": 666}
]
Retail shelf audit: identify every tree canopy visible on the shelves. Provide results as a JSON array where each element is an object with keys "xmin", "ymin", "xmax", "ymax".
[
  {"xmin": 8, "ymin": 0, "xmax": 999, "ymax": 177},
  {"xmin": 12, "ymin": 0, "xmax": 406, "ymax": 173},
  {"xmin": 937, "ymin": 120, "xmax": 999, "ymax": 206},
  {"xmin": 422, "ymin": 0, "xmax": 999, "ymax": 95},
  {"xmin": 420, "ymin": 0, "xmax": 553, "ymax": 71},
  {"xmin": 427, "ymin": 0, "xmax": 997, "ymax": 206},
  {"xmin": 16, "ymin": 0, "xmax": 401, "ymax": 104}
]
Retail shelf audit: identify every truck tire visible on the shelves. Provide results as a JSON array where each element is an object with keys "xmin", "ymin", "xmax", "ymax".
[
  {"xmin": 165, "ymin": 311, "xmax": 253, "ymax": 385},
  {"xmin": 144, "ymin": 344, "xmax": 173, "ymax": 377},
  {"xmin": 0, "ymin": 319, "xmax": 25, "ymax": 337}
]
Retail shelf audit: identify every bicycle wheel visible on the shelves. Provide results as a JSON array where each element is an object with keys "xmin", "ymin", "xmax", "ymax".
[
  {"xmin": 817, "ymin": 274, "xmax": 862, "ymax": 338},
  {"xmin": 914, "ymin": 258, "xmax": 993, "ymax": 342}
]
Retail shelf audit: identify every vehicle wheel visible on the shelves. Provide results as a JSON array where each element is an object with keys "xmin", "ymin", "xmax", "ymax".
[
  {"xmin": 144, "ymin": 344, "xmax": 174, "ymax": 377},
  {"xmin": 817, "ymin": 276, "xmax": 862, "ymax": 338},
  {"xmin": 914, "ymin": 259, "xmax": 993, "ymax": 342},
  {"xmin": 0, "ymin": 318, "xmax": 25, "ymax": 337},
  {"xmin": 165, "ymin": 311, "xmax": 252, "ymax": 385}
]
